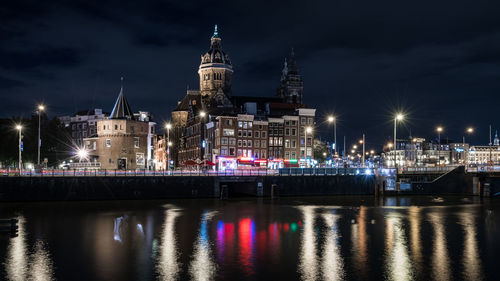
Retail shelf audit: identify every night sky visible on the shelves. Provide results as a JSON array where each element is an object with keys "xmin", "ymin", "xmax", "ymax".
[{"xmin": 2, "ymin": 0, "xmax": 500, "ymax": 149}]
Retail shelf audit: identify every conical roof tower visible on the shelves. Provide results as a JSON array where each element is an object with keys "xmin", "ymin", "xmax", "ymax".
[{"xmin": 110, "ymin": 77, "xmax": 134, "ymax": 120}]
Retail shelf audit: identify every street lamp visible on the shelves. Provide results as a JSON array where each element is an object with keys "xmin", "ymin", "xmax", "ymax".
[
  {"xmin": 327, "ymin": 115, "xmax": 336, "ymax": 158},
  {"xmin": 464, "ymin": 127, "xmax": 474, "ymax": 167},
  {"xmin": 76, "ymin": 147, "xmax": 89, "ymax": 163},
  {"xmin": 16, "ymin": 125, "xmax": 22, "ymax": 174},
  {"xmin": 394, "ymin": 113, "xmax": 404, "ymax": 169},
  {"xmin": 305, "ymin": 126, "xmax": 313, "ymax": 166},
  {"xmin": 436, "ymin": 126, "xmax": 443, "ymax": 166},
  {"xmin": 164, "ymin": 123, "xmax": 172, "ymax": 171},
  {"xmin": 199, "ymin": 111, "xmax": 207, "ymax": 161},
  {"xmin": 37, "ymin": 104, "xmax": 45, "ymax": 167}
]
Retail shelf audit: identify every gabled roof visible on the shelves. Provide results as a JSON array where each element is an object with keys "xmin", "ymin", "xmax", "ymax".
[{"xmin": 110, "ymin": 85, "xmax": 134, "ymax": 119}]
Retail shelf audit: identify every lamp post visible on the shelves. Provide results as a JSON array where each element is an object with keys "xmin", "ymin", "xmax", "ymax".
[
  {"xmin": 199, "ymin": 111, "xmax": 206, "ymax": 162},
  {"xmin": 305, "ymin": 126, "xmax": 312, "ymax": 167},
  {"xmin": 394, "ymin": 114, "xmax": 404, "ymax": 169},
  {"xmin": 16, "ymin": 125, "xmax": 22, "ymax": 174},
  {"xmin": 436, "ymin": 126, "xmax": 443, "ymax": 166},
  {"xmin": 464, "ymin": 127, "xmax": 474, "ymax": 168},
  {"xmin": 165, "ymin": 123, "xmax": 172, "ymax": 171},
  {"xmin": 327, "ymin": 115, "xmax": 336, "ymax": 160},
  {"xmin": 359, "ymin": 136, "xmax": 365, "ymax": 167},
  {"xmin": 36, "ymin": 104, "xmax": 45, "ymax": 167}
]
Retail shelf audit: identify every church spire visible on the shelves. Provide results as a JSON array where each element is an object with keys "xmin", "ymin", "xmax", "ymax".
[
  {"xmin": 288, "ymin": 48, "xmax": 298, "ymax": 74},
  {"xmin": 110, "ymin": 77, "xmax": 134, "ymax": 120},
  {"xmin": 211, "ymin": 24, "xmax": 219, "ymax": 38}
]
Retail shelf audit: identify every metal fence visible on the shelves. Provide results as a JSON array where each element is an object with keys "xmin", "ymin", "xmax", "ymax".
[{"xmin": 0, "ymin": 167, "xmax": 375, "ymax": 177}]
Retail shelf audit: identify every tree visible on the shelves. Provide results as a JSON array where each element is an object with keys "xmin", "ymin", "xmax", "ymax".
[{"xmin": 313, "ymin": 139, "xmax": 329, "ymax": 163}]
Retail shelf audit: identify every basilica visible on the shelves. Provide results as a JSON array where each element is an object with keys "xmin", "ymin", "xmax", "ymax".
[{"xmin": 168, "ymin": 26, "xmax": 316, "ymax": 169}]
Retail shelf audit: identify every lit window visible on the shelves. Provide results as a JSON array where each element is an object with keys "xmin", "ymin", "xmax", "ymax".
[{"xmin": 106, "ymin": 139, "xmax": 111, "ymax": 147}]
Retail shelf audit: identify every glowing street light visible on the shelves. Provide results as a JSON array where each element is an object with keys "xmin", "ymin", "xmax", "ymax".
[
  {"xmin": 436, "ymin": 126, "xmax": 443, "ymax": 166},
  {"xmin": 304, "ymin": 126, "xmax": 313, "ymax": 166},
  {"xmin": 16, "ymin": 125, "xmax": 22, "ymax": 173},
  {"xmin": 76, "ymin": 148, "xmax": 89, "ymax": 162},
  {"xmin": 393, "ymin": 113, "xmax": 405, "ymax": 168},
  {"xmin": 37, "ymin": 104, "xmax": 45, "ymax": 167},
  {"xmin": 164, "ymin": 122, "xmax": 172, "ymax": 171},
  {"xmin": 327, "ymin": 115, "xmax": 337, "ymax": 159},
  {"xmin": 353, "ymin": 145, "xmax": 358, "ymax": 149},
  {"xmin": 199, "ymin": 111, "xmax": 206, "ymax": 118}
]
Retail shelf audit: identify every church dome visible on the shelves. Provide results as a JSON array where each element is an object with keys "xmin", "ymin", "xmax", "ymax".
[{"xmin": 200, "ymin": 25, "xmax": 232, "ymax": 67}]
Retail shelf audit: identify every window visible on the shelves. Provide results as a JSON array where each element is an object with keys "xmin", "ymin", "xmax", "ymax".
[
  {"xmin": 229, "ymin": 147, "xmax": 235, "ymax": 156},
  {"xmin": 261, "ymin": 150, "xmax": 266, "ymax": 158},
  {"xmin": 221, "ymin": 138, "xmax": 228, "ymax": 145},
  {"xmin": 285, "ymin": 121, "xmax": 290, "ymax": 126},
  {"xmin": 262, "ymin": 132, "xmax": 266, "ymax": 138},
  {"xmin": 261, "ymin": 140, "xmax": 266, "ymax": 148},
  {"xmin": 243, "ymin": 130, "xmax": 247, "ymax": 137},
  {"xmin": 255, "ymin": 141, "xmax": 260, "ymax": 148},
  {"xmin": 285, "ymin": 140, "xmax": 290, "ymax": 148},
  {"xmin": 291, "ymin": 152, "xmax": 296, "ymax": 159},
  {"xmin": 237, "ymin": 149, "xmax": 242, "ymax": 156},
  {"xmin": 254, "ymin": 131, "xmax": 259, "ymax": 138},
  {"xmin": 255, "ymin": 151, "xmax": 260, "ymax": 158},
  {"xmin": 258, "ymin": 125, "xmax": 263, "ymax": 130},
  {"xmin": 130, "ymin": 126, "xmax": 135, "ymax": 133},
  {"xmin": 238, "ymin": 130, "xmax": 242, "ymax": 137},
  {"xmin": 243, "ymin": 140, "xmax": 247, "ymax": 147},
  {"xmin": 292, "ymin": 129, "xmax": 296, "ymax": 136},
  {"xmin": 308, "ymin": 118, "xmax": 313, "ymax": 125},
  {"xmin": 225, "ymin": 119, "xmax": 232, "ymax": 126},
  {"xmin": 134, "ymin": 137, "xmax": 140, "ymax": 148},
  {"xmin": 248, "ymin": 131, "xmax": 252, "ymax": 137},
  {"xmin": 115, "ymin": 124, "xmax": 118, "ymax": 130},
  {"xmin": 285, "ymin": 151, "xmax": 290, "ymax": 159},
  {"xmin": 248, "ymin": 140, "xmax": 252, "ymax": 147},
  {"xmin": 243, "ymin": 122, "xmax": 248, "ymax": 129},
  {"xmin": 229, "ymin": 138, "xmax": 236, "ymax": 145},
  {"xmin": 301, "ymin": 117, "xmax": 306, "ymax": 125},
  {"xmin": 248, "ymin": 122, "xmax": 252, "ymax": 128},
  {"xmin": 285, "ymin": 128, "xmax": 290, "ymax": 136},
  {"xmin": 93, "ymin": 142, "xmax": 96, "ymax": 150},
  {"xmin": 221, "ymin": 148, "xmax": 228, "ymax": 155},
  {"xmin": 292, "ymin": 140, "xmax": 297, "ymax": 148},
  {"xmin": 238, "ymin": 121, "xmax": 243, "ymax": 128},
  {"xmin": 223, "ymin": 129, "xmax": 234, "ymax": 136},
  {"xmin": 106, "ymin": 139, "xmax": 111, "ymax": 147},
  {"xmin": 238, "ymin": 140, "xmax": 242, "ymax": 147},
  {"xmin": 269, "ymin": 138, "xmax": 273, "ymax": 146}
]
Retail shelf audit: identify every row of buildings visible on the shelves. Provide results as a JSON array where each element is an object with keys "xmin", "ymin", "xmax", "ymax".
[
  {"xmin": 62, "ymin": 26, "xmax": 317, "ymax": 170},
  {"xmin": 382, "ymin": 134, "xmax": 500, "ymax": 167},
  {"xmin": 57, "ymin": 26, "xmax": 500, "ymax": 171}
]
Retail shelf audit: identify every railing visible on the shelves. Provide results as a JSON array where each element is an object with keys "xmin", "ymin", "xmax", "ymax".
[
  {"xmin": 401, "ymin": 166, "xmax": 458, "ymax": 174},
  {"xmin": 0, "ymin": 167, "xmax": 375, "ymax": 177}
]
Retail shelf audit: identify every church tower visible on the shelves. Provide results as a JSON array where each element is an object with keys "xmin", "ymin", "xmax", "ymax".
[
  {"xmin": 277, "ymin": 49, "xmax": 304, "ymax": 104},
  {"xmin": 198, "ymin": 25, "xmax": 233, "ymax": 101}
]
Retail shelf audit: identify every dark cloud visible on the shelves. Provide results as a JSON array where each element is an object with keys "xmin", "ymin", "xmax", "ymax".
[{"xmin": 1, "ymin": 0, "xmax": 500, "ymax": 147}]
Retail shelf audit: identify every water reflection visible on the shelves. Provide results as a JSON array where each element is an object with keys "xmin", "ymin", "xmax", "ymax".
[
  {"xmin": 408, "ymin": 206, "xmax": 422, "ymax": 274},
  {"xmin": 189, "ymin": 211, "xmax": 217, "ymax": 281},
  {"xmin": 298, "ymin": 206, "xmax": 318, "ymax": 281},
  {"xmin": 4, "ymin": 216, "xmax": 55, "ymax": 281},
  {"xmin": 385, "ymin": 215, "xmax": 413, "ymax": 281},
  {"xmin": 351, "ymin": 206, "xmax": 368, "ymax": 279},
  {"xmin": 238, "ymin": 218, "xmax": 255, "ymax": 276},
  {"xmin": 321, "ymin": 211, "xmax": 344, "ymax": 281},
  {"xmin": 5, "ymin": 217, "xmax": 28, "ymax": 281},
  {"xmin": 460, "ymin": 211, "xmax": 483, "ymax": 281},
  {"xmin": 157, "ymin": 208, "xmax": 181, "ymax": 281},
  {"xmin": 429, "ymin": 212, "xmax": 451, "ymax": 281}
]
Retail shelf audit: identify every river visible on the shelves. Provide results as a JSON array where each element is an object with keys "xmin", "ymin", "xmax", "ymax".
[{"xmin": 1, "ymin": 196, "xmax": 499, "ymax": 281}]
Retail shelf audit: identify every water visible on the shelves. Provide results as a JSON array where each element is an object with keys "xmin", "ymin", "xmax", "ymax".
[{"xmin": 1, "ymin": 196, "xmax": 499, "ymax": 281}]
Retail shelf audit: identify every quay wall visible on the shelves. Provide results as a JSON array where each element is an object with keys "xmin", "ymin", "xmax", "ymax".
[{"xmin": 0, "ymin": 175, "xmax": 376, "ymax": 202}]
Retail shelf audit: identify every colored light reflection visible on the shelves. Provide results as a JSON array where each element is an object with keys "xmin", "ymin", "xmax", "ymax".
[
  {"xmin": 238, "ymin": 218, "xmax": 255, "ymax": 276},
  {"xmin": 189, "ymin": 211, "xmax": 217, "ymax": 281}
]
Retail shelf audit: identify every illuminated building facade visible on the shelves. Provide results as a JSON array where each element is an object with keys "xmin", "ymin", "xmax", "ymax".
[
  {"xmin": 84, "ymin": 85, "xmax": 152, "ymax": 170},
  {"xmin": 171, "ymin": 26, "xmax": 316, "ymax": 168}
]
